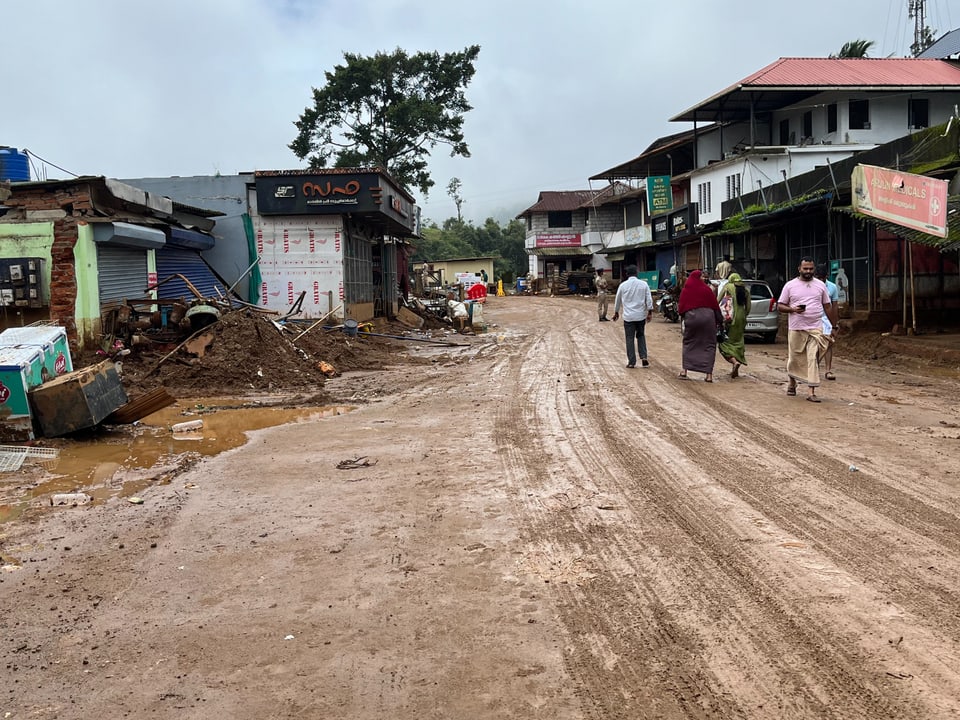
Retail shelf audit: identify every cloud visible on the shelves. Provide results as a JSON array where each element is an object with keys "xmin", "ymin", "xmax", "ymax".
[{"xmin": 3, "ymin": 0, "xmax": 933, "ymax": 223}]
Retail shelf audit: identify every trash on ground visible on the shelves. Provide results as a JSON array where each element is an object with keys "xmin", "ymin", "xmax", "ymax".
[
  {"xmin": 336, "ymin": 456, "xmax": 378, "ymax": 470},
  {"xmin": 50, "ymin": 493, "xmax": 92, "ymax": 506}
]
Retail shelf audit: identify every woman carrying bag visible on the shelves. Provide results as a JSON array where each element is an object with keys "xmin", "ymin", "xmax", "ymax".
[{"xmin": 717, "ymin": 273, "xmax": 750, "ymax": 378}]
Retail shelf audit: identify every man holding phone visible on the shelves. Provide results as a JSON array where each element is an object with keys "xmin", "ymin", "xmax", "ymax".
[{"xmin": 777, "ymin": 257, "xmax": 833, "ymax": 402}]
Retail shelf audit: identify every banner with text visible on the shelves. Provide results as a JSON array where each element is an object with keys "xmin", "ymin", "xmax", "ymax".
[
  {"xmin": 851, "ymin": 164, "xmax": 948, "ymax": 238},
  {"xmin": 535, "ymin": 233, "xmax": 582, "ymax": 248}
]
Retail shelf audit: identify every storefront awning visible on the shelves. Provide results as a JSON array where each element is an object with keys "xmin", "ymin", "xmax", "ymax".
[
  {"xmin": 168, "ymin": 226, "xmax": 215, "ymax": 250},
  {"xmin": 528, "ymin": 246, "xmax": 592, "ymax": 256},
  {"xmin": 597, "ymin": 241, "xmax": 655, "ymax": 255},
  {"xmin": 92, "ymin": 222, "xmax": 166, "ymax": 249}
]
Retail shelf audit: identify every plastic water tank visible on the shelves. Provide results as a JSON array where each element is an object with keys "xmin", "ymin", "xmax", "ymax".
[{"xmin": 0, "ymin": 148, "xmax": 30, "ymax": 182}]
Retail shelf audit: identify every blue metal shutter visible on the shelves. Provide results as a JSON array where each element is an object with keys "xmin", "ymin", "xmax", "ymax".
[
  {"xmin": 97, "ymin": 245, "xmax": 149, "ymax": 303},
  {"xmin": 155, "ymin": 248, "xmax": 223, "ymax": 300}
]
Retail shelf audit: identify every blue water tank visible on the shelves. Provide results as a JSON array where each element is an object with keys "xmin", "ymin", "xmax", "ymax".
[{"xmin": 0, "ymin": 148, "xmax": 30, "ymax": 182}]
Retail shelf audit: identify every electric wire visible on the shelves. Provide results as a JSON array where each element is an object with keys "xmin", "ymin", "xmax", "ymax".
[{"xmin": 22, "ymin": 150, "xmax": 80, "ymax": 179}]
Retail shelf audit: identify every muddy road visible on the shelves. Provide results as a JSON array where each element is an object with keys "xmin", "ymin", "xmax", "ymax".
[{"xmin": 3, "ymin": 295, "xmax": 960, "ymax": 719}]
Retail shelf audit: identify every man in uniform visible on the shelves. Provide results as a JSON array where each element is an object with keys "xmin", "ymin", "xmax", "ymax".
[{"xmin": 594, "ymin": 268, "xmax": 610, "ymax": 321}]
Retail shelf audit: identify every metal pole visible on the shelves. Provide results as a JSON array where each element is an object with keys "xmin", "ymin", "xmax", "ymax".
[{"xmin": 228, "ymin": 255, "xmax": 262, "ymax": 295}]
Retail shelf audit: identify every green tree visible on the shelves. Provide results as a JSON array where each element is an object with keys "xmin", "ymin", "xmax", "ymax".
[
  {"xmin": 830, "ymin": 39, "xmax": 875, "ymax": 58},
  {"xmin": 410, "ymin": 217, "xmax": 527, "ymax": 283},
  {"xmin": 289, "ymin": 46, "xmax": 481, "ymax": 196}
]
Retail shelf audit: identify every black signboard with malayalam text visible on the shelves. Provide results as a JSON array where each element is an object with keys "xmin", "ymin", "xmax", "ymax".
[{"xmin": 254, "ymin": 170, "xmax": 416, "ymax": 235}]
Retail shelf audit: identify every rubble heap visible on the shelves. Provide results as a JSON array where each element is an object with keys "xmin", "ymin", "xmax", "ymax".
[{"xmin": 112, "ymin": 310, "xmax": 425, "ymax": 399}]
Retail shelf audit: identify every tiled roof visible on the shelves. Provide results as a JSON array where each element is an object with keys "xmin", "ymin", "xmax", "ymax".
[
  {"xmin": 517, "ymin": 190, "xmax": 599, "ymax": 217},
  {"xmin": 672, "ymin": 58, "xmax": 960, "ymax": 122}
]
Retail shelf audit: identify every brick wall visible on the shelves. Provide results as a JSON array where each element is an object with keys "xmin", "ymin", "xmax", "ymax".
[{"xmin": 4, "ymin": 183, "xmax": 93, "ymax": 352}]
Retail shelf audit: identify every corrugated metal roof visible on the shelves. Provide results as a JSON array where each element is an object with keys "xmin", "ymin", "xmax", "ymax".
[
  {"xmin": 918, "ymin": 29, "xmax": 960, "ymax": 59},
  {"xmin": 528, "ymin": 246, "xmax": 593, "ymax": 257},
  {"xmin": 590, "ymin": 126, "xmax": 707, "ymax": 180},
  {"xmin": 671, "ymin": 58, "xmax": 960, "ymax": 122},
  {"xmin": 742, "ymin": 57, "xmax": 960, "ymax": 87}
]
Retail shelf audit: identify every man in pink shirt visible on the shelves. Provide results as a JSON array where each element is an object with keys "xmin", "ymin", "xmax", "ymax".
[{"xmin": 777, "ymin": 257, "xmax": 833, "ymax": 402}]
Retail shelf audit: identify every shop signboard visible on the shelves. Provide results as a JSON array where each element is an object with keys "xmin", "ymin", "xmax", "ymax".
[
  {"xmin": 254, "ymin": 170, "xmax": 416, "ymax": 233},
  {"xmin": 646, "ymin": 176, "xmax": 673, "ymax": 214},
  {"xmin": 652, "ymin": 215, "xmax": 670, "ymax": 244},
  {"xmin": 534, "ymin": 233, "xmax": 581, "ymax": 248},
  {"xmin": 852, "ymin": 164, "xmax": 948, "ymax": 238}
]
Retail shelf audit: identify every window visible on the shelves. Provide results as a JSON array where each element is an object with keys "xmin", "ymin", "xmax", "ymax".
[
  {"xmin": 849, "ymin": 99, "xmax": 870, "ymax": 129},
  {"xmin": 725, "ymin": 173, "xmax": 742, "ymax": 200},
  {"xmin": 827, "ymin": 103, "xmax": 838, "ymax": 134},
  {"xmin": 908, "ymin": 98, "xmax": 929, "ymax": 129},
  {"xmin": 526, "ymin": 216, "xmax": 532, "ymax": 231},
  {"xmin": 779, "ymin": 118, "xmax": 790, "ymax": 145},
  {"xmin": 697, "ymin": 181, "xmax": 712, "ymax": 214},
  {"xmin": 802, "ymin": 111, "xmax": 813, "ymax": 139},
  {"xmin": 547, "ymin": 210, "xmax": 572, "ymax": 228}
]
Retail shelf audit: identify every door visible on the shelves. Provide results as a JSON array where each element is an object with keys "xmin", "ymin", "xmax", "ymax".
[{"xmin": 97, "ymin": 245, "xmax": 149, "ymax": 303}]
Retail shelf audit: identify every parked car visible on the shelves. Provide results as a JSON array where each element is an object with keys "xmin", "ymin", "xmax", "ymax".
[{"xmin": 714, "ymin": 278, "xmax": 779, "ymax": 343}]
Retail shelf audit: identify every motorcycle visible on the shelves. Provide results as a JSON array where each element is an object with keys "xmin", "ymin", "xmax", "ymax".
[{"xmin": 658, "ymin": 287, "xmax": 680, "ymax": 323}]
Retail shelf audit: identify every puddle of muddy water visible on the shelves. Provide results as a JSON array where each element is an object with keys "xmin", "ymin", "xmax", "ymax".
[{"xmin": 0, "ymin": 398, "xmax": 352, "ymax": 525}]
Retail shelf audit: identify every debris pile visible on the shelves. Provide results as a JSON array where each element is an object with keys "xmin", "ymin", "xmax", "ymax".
[{"xmin": 111, "ymin": 309, "xmax": 433, "ymax": 399}]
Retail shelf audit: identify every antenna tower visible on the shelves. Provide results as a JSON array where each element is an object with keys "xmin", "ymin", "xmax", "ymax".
[{"xmin": 908, "ymin": 0, "xmax": 927, "ymax": 56}]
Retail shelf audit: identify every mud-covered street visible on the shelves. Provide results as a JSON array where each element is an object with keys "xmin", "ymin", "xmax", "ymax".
[{"xmin": 3, "ymin": 295, "xmax": 960, "ymax": 719}]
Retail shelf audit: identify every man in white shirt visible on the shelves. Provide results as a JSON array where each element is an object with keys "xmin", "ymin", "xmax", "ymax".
[{"xmin": 612, "ymin": 264, "xmax": 654, "ymax": 368}]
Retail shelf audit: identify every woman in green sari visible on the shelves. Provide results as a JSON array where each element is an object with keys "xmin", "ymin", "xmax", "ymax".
[{"xmin": 718, "ymin": 273, "xmax": 750, "ymax": 378}]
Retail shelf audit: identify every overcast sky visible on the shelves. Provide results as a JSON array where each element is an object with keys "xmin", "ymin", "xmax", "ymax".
[{"xmin": 4, "ymin": 0, "xmax": 956, "ymax": 224}]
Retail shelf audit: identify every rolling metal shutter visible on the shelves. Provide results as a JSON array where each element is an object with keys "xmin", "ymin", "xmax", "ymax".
[
  {"xmin": 155, "ymin": 248, "xmax": 223, "ymax": 300},
  {"xmin": 97, "ymin": 245, "xmax": 149, "ymax": 303}
]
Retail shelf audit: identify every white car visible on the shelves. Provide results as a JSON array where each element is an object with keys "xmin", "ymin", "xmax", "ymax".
[{"xmin": 715, "ymin": 278, "xmax": 779, "ymax": 343}]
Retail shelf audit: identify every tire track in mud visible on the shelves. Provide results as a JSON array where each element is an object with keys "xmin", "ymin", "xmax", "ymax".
[
  {"xmin": 620, "ymin": 370, "xmax": 960, "ymax": 643},
  {"xmin": 495, "ymin": 301, "xmax": 949, "ymax": 718}
]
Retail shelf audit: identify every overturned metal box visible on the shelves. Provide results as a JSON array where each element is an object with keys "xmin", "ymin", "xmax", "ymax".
[{"xmin": 28, "ymin": 360, "xmax": 128, "ymax": 437}]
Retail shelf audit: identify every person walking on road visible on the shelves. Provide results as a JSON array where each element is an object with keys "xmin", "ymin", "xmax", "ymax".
[
  {"xmin": 715, "ymin": 255, "xmax": 733, "ymax": 280},
  {"xmin": 777, "ymin": 257, "xmax": 833, "ymax": 402},
  {"xmin": 594, "ymin": 268, "xmax": 610, "ymax": 321},
  {"xmin": 677, "ymin": 269, "xmax": 723, "ymax": 382},
  {"xmin": 816, "ymin": 264, "xmax": 840, "ymax": 381},
  {"xmin": 612, "ymin": 264, "xmax": 654, "ymax": 368},
  {"xmin": 717, "ymin": 272, "xmax": 750, "ymax": 378}
]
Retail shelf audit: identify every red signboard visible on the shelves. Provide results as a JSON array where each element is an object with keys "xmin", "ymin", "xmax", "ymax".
[
  {"xmin": 852, "ymin": 164, "xmax": 949, "ymax": 238},
  {"xmin": 535, "ymin": 233, "xmax": 582, "ymax": 248}
]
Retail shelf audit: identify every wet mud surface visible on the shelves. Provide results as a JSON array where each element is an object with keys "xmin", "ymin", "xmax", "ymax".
[{"xmin": 2, "ymin": 296, "xmax": 960, "ymax": 718}]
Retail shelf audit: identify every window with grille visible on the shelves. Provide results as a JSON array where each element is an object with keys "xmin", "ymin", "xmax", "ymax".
[
  {"xmin": 697, "ymin": 182, "xmax": 712, "ymax": 214},
  {"xmin": 725, "ymin": 174, "xmax": 741, "ymax": 201}
]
